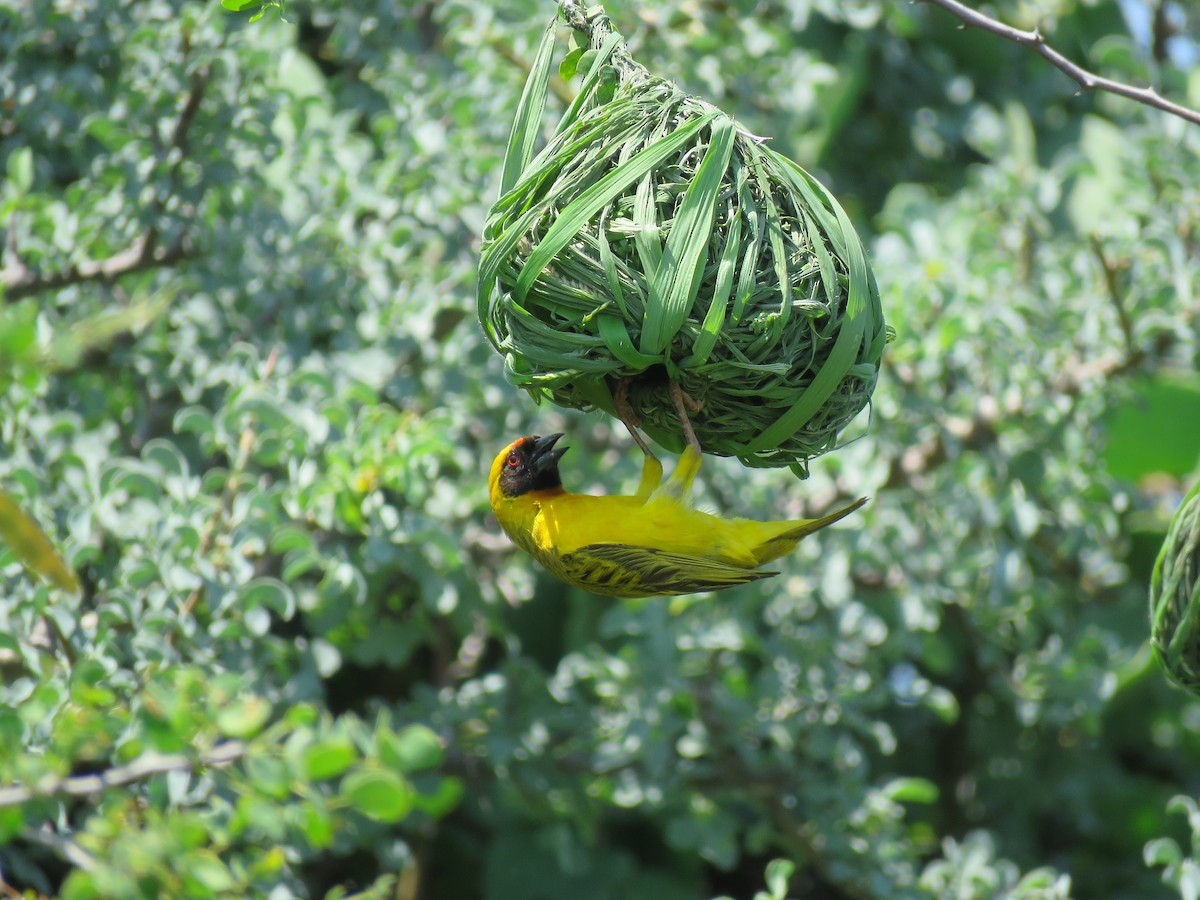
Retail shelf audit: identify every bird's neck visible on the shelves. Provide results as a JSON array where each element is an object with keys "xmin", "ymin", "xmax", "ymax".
[{"xmin": 494, "ymin": 488, "xmax": 566, "ymax": 542}]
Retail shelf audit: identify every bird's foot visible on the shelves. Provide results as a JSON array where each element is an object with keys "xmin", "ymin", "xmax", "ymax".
[
  {"xmin": 668, "ymin": 381, "xmax": 703, "ymax": 456},
  {"xmin": 614, "ymin": 378, "xmax": 663, "ymax": 500}
]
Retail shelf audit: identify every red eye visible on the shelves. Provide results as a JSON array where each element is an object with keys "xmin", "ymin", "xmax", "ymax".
[{"xmin": 507, "ymin": 453, "xmax": 520, "ymax": 468}]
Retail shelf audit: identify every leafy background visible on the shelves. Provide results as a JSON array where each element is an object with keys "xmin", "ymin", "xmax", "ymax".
[{"xmin": 2, "ymin": 0, "xmax": 1199, "ymax": 897}]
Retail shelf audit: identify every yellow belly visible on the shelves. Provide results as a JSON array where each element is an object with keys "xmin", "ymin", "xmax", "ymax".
[{"xmin": 519, "ymin": 493, "xmax": 786, "ymax": 597}]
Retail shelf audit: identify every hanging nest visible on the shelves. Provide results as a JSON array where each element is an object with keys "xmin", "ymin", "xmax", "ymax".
[
  {"xmin": 1150, "ymin": 479, "xmax": 1200, "ymax": 694},
  {"xmin": 477, "ymin": 1, "xmax": 888, "ymax": 474}
]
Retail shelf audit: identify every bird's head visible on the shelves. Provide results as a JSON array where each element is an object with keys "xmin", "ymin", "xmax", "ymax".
[{"xmin": 489, "ymin": 434, "xmax": 569, "ymax": 505}]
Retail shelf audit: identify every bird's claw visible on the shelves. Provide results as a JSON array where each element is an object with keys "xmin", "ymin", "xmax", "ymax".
[
  {"xmin": 614, "ymin": 377, "xmax": 664, "ymax": 500},
  {"xmin": 669, "ymin": 381, "xmax": 703, "ymax": 456}
]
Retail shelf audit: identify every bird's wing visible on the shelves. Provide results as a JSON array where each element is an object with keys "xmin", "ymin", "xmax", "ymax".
[{"xmin": 559, "ymin": 542, "xmax": 776, "ymax": 597}]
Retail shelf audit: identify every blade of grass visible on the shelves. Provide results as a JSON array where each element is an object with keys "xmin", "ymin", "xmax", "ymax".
[
  {"xmin": 598, "ymin": 315, "xmax": 661, "ymax": 369},
  {"xmin": 553, "ymin": 33, "xmax": 623, "ymax": 136},
  {"xmin": 499, "ymin": 19, "xmax": 559, "ymax": 198},
  {"xmin": 747, "ymin": 157, "xmax": 876, "ymax": 451},
  {"xmin": 684, "ymin": 198, "xmax": 741, "ymax": 366},
  {"xmin": 640, "ymin": 116, "xmax": 736, "ymax": 355},
  {"xmin": 515, "ymin": 112, "xmax": 717, "ymax": 304}
]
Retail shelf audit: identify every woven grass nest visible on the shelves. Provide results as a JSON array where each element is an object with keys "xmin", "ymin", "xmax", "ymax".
[
  {"xmin": 478, "ymin": 1, "xmax": 888, "ymax": 473},
  {"xmin": 1150, "ymin": 479, "xmax": 1200, "ymax": 694}
]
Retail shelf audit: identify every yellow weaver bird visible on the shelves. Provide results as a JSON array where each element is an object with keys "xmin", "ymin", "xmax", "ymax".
[{"xmin": 488, "ymin": 433, "xmax": 867, "ymax": 598}]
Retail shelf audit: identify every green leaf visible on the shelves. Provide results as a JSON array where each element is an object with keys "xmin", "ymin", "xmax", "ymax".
[
  {"xmin": 221, "ymin": 0, "xmax": 259, "ymax": 10},
  {"xmin": 499, "ymin": 18, "xmax": 558, "ymax": 197},
  {"xmin": 0, "ymin": 491, "xmax": 79, "ymax": 592},
  {"xmin": 1144, "ymin": 837, "xmax": 1182, "ymax": 868},
  {"xmin": 640, "ymin": 116, "xmax": 736, "ymax": 355},
  {"xmin": 595, "ymin": 66, "xmax": 617, "ymax": 104},
  {"xmin": 304, "ymin": 739, "xmax": 357, "ymax": 781},
  {"xmin": 763, "ymin": 859, "xmax": 795, "ymax": 900},
  {"xmin": 883, "ymin": 777, "xmax": 940, "ymax": 805},
  {"xmin": 378, "ymin": 724, "xmax": 443, "ymax": 774},
  {"xmin": 0, "ymin": 807, "xmax": 24, "ymax": 844},
  {"xmin": 552, "ymin": 34, "xmax": 622, "ymax": 135},
  {"xmin": 238, "ymin": 577, "xmax": 296, "ymax": 621},
  {"xmin": 575, "ymin": 49, "xmax": 598, "ymax": 77},
  {"xmin": 513, "ymin": 112, "xmax": 717, "ymax": 306},
  {"xmin": 216, "ymin": 696, "xmax": 272, "ymax": 739},
  {"xmin": 244, "ymin": 754, "xmax": 289, "ymax": 797},
  {"xmin": 559, "ymin": 47, "xmax": 584, "ymax": 81},
  {"xmin": 412, "ymin": 776, "xmax": 465, "ymax": 818},
  {"xmin": 302, "ymin": 800, "xmax": 335, "ymax": 848},
  {"xmin": 1103, "ymin": 373, "xmax": 1200, "ymax": 480},
  {"xmin": 181, "ymin": 850, "xmax": 235, "ymax": 894},
  {"xmin": 0, "ymin": 301, "xmax": 38, "ymax": 358},
  {"xmin": 746, "ymin": 149, "xmax": 878, "ymax": 452},
  {"xmin": 342, "ymin": 767, "xmax": 415, "ymax": 823},
  {"xmin": 6, "ymin": 146, "xmax": 33, "ymax": 194},
  {"xmin": 684, "ymin": 195, "xmax": 741, "ymax": 366},
  {"xmin": 173, "ymin": 406, "xmax": 215, "ymax": 438},
  {"xmin": 285, "ymin": 704, "xmax": 319, "ymax": 728}
]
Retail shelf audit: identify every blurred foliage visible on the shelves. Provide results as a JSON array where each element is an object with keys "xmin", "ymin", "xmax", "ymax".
[{"xmin": 1, "ymin": 0, "xmax": 1199, "ymax": 897}]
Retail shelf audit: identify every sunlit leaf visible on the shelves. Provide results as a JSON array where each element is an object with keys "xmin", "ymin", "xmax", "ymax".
[
  {"xmin": 341, "ymin": 768, "xmax": 415, "ymax": 823},
  {"xmin": 0, "ymin": 492, "xmax": 79, "ymax": 592}
]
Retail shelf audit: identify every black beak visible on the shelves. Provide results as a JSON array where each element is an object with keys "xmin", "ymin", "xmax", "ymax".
[{"xmin": 530, "ymin": 433, "xmax": 568, "ymax": 475}]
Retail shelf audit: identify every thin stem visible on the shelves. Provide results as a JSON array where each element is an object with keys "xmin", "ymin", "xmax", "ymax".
[
  {"xmin": 0, "ymin": 741, "xmax": 247, "ymax": 808},
  {"xmin": 1089, "ymin": 235, "xmax": 1137, "ymax": 360},
  {"xmin": 918, "ymin": 0, "xmax": 1200, "ymax": 127}
]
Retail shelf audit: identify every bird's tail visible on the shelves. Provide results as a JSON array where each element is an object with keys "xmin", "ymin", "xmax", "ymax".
[{"xmin": 751, "ymin": 496, "xmax": 869, "ymax": 565}]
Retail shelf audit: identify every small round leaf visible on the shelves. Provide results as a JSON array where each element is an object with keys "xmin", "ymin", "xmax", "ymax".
[{"xmin": 342, "ymin": 768, "xmax": 415, "ymax": 823}]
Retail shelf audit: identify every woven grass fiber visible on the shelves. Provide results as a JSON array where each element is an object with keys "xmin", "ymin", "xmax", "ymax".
[
  {"xmin": 478, "ymin": 1, "xmax": 888, "ymax": 473},
  {"xmin": 1151, "ymin": 478, "xmax": 1200, "ymax": 695}
]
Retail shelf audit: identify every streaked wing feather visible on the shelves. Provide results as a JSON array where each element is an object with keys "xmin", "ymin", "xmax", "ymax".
[{"xmin": 560, "ymin": 542, "xmax": 776, "ymax": 598}]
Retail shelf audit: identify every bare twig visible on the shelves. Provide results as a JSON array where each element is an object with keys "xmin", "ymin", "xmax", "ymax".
[
  {"xmin": 1088, "ymin": 236, "xmax": 1136, "ymax": 359},
  {"xmin": 0, "ymin": 237, "xmax": 195, "ymax": 301},
  {"xmin": 0, "ymin": 741, "xmax": 247, "ymax": 808},
  {"xmin": 918, "ymin": 0, "xmax": 1200, "ymax": 127},
  {"xmin": 19, "ymin": 827, "xmax": 98, "ymax": 872},
  {"xmin": 0, "ymin": 876, "xmax": 32, "ymax": 899},
  {"xmin": 880, "ymin": 334, "xmax": 1170, "ymax": 491},
  {"xmin": 882, "ymin": 402, "xmax": 1000, "ymax": 490}
]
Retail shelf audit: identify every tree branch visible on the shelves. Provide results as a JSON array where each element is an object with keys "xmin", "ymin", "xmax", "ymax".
[
  {"xmin": 918, "ymin": 0, "xmax": 1200, "ymax": 127},
  {"xmin": 18, "ymin": 826, "xmax": 98, "ymax": 872},
  {"xmin": 880, "ymin": 334, "xmax": 1170, "ymax": 491},
  {"xmin": 0, "ymin": 236, "xmax": 196, "ymax": 301},
  {"xmin": 0, "ymin": 61, "xmax": 212, "ymax": 300},
  {"xmin": 0, "ymin": 741, "xmax": 247, "ymax": 808}
]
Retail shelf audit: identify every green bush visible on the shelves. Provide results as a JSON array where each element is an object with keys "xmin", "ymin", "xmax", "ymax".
[{"xmin": 2, "ymin": 0, "xmax": 1199, "ymax": 897}]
